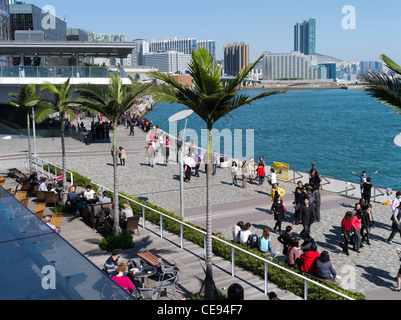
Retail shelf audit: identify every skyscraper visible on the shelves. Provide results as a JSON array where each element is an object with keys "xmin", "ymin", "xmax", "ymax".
[
  {"xmin": 294, "ymin": 18, "xmax": 316, "ymax": 55},
  {"xmin": 224, "ymin": 43, "xmax": 249, "ymax": 76}
]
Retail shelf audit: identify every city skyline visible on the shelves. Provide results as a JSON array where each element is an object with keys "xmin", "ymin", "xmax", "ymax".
[{"xmin": 12, "ymin": 0, "xmax": 401, "ymax": 63}]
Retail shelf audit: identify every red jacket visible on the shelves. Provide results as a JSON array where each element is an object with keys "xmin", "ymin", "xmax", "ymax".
[
  {"xmin": 300, "ymin": 251, "xmax": 320, "ymax": 274},
  {"xmin": 257, "ymin": 166, "xmax": 265, "ymax": 177}
]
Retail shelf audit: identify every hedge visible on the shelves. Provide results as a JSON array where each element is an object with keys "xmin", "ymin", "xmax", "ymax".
[{"xmin": 43, "ymin": 164, "xmax": 365, "ymax": 300}]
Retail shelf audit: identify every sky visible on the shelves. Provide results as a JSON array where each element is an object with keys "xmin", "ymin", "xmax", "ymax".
[{"xmin": 26, "ymin": 0, "xmax": 401, "ymax": 63}]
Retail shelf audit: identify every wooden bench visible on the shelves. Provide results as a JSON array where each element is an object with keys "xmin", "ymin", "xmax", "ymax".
[
  {"xmin": 50, "ymin": 215, "xmax": 63, "ymax": 229},
  {"xmin": 191, "ymin": 221, "xmax": 221, "ymax": 236},
  {"xmin": 137, "ymin": 251, "xmax": 175, "ymax": 269}
]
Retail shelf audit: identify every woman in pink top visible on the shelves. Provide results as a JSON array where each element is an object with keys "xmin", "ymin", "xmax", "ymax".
[
  {"xmin": 351, "ymin": 210, "xmax": 363, "ymax": 253},
  {"xmin": 112, "ymin": 263, "xmax": 135, "ymax": 295}
]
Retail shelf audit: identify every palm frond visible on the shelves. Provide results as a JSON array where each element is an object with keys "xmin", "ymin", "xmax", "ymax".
[{"xmin": 362, "ymin": 70, "xmax": 401, "ymax": 110}]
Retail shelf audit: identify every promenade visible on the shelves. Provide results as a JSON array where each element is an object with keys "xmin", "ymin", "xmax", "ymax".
[{"xmin": 1, "ymin": 119, "xmax": 401, "ymax": 300}]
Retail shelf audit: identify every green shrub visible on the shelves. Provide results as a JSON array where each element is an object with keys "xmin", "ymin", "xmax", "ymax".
[
  {"xmin": 100, "ymin": 231, "xmax": 135, "ymax": 252},
  {"xmin": 50, "ymin": 170, "xmax": 365, "ymax": 300}
]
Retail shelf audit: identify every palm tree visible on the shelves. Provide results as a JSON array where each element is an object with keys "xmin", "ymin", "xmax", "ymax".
[
  {"xmin": 35, "ymin": 78, "xmax": 77, "ymax": 203},
  {"xmin": 75, "ymin": 73, "xmax": 150, "ymax": 235},
  {"xmin": 148, "ymin": 47, "xmax": 286, "ymax": 299},
  {"xmin": 8, "ymin": 84, "xmax": 42, "ymax": 175},
  {"xmin": 362, "ymin": 54, "xmax": 401, "ymax": 111}
]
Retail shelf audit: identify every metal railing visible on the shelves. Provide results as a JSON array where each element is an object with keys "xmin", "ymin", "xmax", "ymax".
[
  {"xmin": 26, "ymin": 153, "xmax": 355, "ymax": 300},
  {"xmin": 1, "ymin": 65, "xmax": 128, "ymax": 79}
]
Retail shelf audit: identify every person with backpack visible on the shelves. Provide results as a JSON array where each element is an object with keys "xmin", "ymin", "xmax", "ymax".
[{"xmin": 259, "ymin": 227, "xmax": 274, "ymax": 257}]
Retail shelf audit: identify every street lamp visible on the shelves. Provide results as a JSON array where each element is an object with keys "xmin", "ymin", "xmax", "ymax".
[{"xmin": 168, "ymin": 109, "xmax": 194, "ymax": 219}]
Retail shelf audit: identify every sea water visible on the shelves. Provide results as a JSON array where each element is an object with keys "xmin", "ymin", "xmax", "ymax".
[{"xmin": 146, "ymin": 89, "xmax": 401, "ymax": 190}]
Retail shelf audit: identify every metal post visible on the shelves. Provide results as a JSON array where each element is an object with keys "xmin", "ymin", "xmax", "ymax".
[
  {"xmin": 264, "ymin": 262, "xmax": 268, "ymax": 294},
  {"xmin": 180, "ymin": 224, "xmax": 184, "ymax": 249},
  {"xmin": 142, "ymin": 206, "xmax": 146, "ymax": 229},
  {"xmin": 231, "ymin": 247, "xmax": 235, "ymax": 277},
  {"xmin": 304, "ymin": 280, "xmax": 308, "ymax": 300},
  {"xmin": 160, "ymin": 215, "xmax": 163, "ymax": 239}
]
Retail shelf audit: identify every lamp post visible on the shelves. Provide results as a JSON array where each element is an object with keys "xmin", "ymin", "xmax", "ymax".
[{"xmin": 168, "ymin": 109, "xmax": 194, "ymax": 219}]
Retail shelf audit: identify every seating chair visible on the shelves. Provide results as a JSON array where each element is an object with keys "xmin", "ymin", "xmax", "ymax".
[
  {"xmin": 122, "ymin": 215, "xmax": 140, "ymax": 235},
  {"xmin": 36, "ymin": 191, "xmax": 45, "ymax": 202},
  {"xmin": 20, "ymin": 198, "xmax": 29, "ymax": 207},
  {"xmin": 6, "ymin": 188, "xmax": 12, "ymax": 193},
  {"xmin": 0, "ymin": 179, "xmax": 5, "ymax": 187},
  {"xmin": 35, "ymin": 202, "xmax": 46, "ymax": 214},
  {"xmin": 36, "ymin": 209, "xmax": 45, "ymax": 219},
  {"xmin": 44, "ymin": 191, "xmax": 59, "ymax": 206},
  {"xmin": 16, "ymin": 191, "xmax": 28, "ymax": 201},
  {"xmin": 155, "ymin": 269, "xmax": 179, "ymax": 299},
  {"xmin": 157, "ymin": 258, "xmax": 179, "ymax": 282},
  {"xmin": 50, "ymin": 215, "xmax": 62, "ymax": 229},
  {"xmin": 101, "ymin": 202, "xmax": 113, "ymax": 210},
  {"xmin": 12, "ymin": 185, "xmax": 19, "ymax": 196},
  {"xmin": 137, "ymin": 287, "xmax": 159, "ymax": 300}
]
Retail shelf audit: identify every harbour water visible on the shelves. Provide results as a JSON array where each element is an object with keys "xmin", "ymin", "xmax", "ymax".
[{"xmin": 146, "ymin": 89, "xmax": 401, "ymax": 190}]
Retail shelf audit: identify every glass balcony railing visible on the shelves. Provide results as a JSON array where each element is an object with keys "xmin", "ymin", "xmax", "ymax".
[{"xmin": 0, "ymin": 66, "xmax": 128, "ymax": 78}]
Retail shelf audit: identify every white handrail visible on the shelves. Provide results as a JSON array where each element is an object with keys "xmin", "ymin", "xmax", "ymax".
[{"xmin": 26, "ymin": 153, "xmax": 355, "ymax": 300}]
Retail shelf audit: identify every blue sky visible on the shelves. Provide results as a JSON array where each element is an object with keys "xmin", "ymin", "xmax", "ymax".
[{"xmin": 28, "ymin": 0, "xmax": 401, "ymax": 62}]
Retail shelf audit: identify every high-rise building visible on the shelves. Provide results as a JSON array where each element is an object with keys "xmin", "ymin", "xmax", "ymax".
[
  {"xmin": 294, "ymin": 18, "xmax": 316, "ymax": 55},
  {"xmin": 143, "ymin": 50, "xmax": 191, "ymax": 74},
  {"xmin": 129, "ymin": 39, "xmax": 149, "ymax": 66},
  {"xmin": 224, "ymin": 43, "xmax": 249, "ymax": 76},
  {"xmin": 149, "ymin": 38, "xmax": 197, "ymax": 55},
  {"xmin": 262, "ymin": 51, "xmax": 322, "ymax": 80},
  {"xmin": 9, "ymin": 2, "xmax": 67, "ymax": 41},
  {"xmin": 196, "ymin": 40, "xmax": 216, "ymax": 58}
]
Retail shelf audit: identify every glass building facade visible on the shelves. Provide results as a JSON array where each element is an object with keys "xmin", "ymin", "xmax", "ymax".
[
  {"xmin": 0, "ymin": 187, "xmax": 133, "ymax": 300},
  {"xmin": 294, "ymin": 18, "xmax": 316, "ymax": 55}
]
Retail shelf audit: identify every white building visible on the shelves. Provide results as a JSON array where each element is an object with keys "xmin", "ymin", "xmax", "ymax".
[
  {"xmin": 262, "ymin": 51, "xmax": 322, "ymax": 80},
  {"xmin": 143, "ymin": 50, "xmax": 191, "ymax": 74}
]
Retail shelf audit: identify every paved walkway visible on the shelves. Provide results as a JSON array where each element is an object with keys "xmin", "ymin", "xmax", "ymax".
[{"xmin": 1, "ymin": 120, "xmax": 401, "ymax": 300}]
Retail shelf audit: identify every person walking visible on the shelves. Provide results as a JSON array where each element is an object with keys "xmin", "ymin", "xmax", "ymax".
[
  {"xmin": 340, "ymin": 211, "xmax": 353, "ymax": 256},
  {"xmin": 361, "ymin": 203, "xmax": 374, "ymax": 245},
  {"xmin": 256, "ymin": 164, "xmax": 265, "ymax": 186},
  {"xmin": 300, "ymin": 196, "xmax": 312, "ymax": 240},
  {"xmin": 271, "ymin": 194, "xmax": 285, "ymax": 234},
  {"xmin": 231, "ymin": 161, "xmax": 238, "ymax": 186},
  {"xmin": 351, "ymin": 210, "xmax": 363, "ymax": 253},
  {"xmin": 119, "ymin": 147, "xmax": 126, "ymax": 166},
  {"xmin": 361, "ymin": 177, "xmax": 373, "ymax": 204},
  {"xmin": 146, "ymin": 142, "xmax": 154, "ymax": 167},
  {"xmin": 248, "ymin": 158, "xmax": 255, "ymax": 184},
  {"xmin": 387, "ymin": 196, "xmax": 401, "ymax": 244},
  {"xmin": 165, "ymin": 136, "xmax": 170, "ymax": 166},
  {"xmin": 241, "ymin": 161, "xmax": 248, "ymax": 189},
  {"xmin": 278, "ymin": 225, "xmax": 294, "ymax": 256},
  {"xmin": 212, "ymin": 151, "xmax": 218, "ymax": 175}
]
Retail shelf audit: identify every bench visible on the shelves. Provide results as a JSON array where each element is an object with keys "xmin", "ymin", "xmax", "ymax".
[
  {"xmin": 137, "ymin": 251, "xmax": 175, "ymax": 269},
  {"xmin": 191, "ymin": 221, "xmax": 221, "ymax": 236}
]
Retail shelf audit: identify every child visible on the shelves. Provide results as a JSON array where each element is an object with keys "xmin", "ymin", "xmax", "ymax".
[{"xmin": 257, "ymin": 165, "xmax": 265, "ymax": 186}]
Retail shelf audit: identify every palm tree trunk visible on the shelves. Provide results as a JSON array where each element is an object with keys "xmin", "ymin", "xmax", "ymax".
[
  {"xmin": 26, "ymin": 113, "xmax": 32, "ymax": 175},
  {"xmin": 112, "ymin": 121, "xmax": 120, "ymax": 235},
  {"xmin": 60, "ymin": 112, "xmax": 67, "ymax": 204},
  {"xmin": 205, "ymin": 126, "xmax": 214, "ymax": 300}
]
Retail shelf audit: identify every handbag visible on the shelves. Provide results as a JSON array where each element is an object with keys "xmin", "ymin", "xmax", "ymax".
[{"xmin": 283, "ymin": 205, "xmax": 287, "ymax": 212}]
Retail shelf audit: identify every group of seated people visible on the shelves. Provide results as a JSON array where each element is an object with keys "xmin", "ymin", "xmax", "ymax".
[
  {"xmin": 282, "ymin": 229, "xmax": 337, "ymax": 281},
  {"xmin": 67, "ymin": 185, "xmax": 104, "ymax": 216},
  {"xmin": 232, "ymin": 221, "xmax": 275, "ymax": 257},
  {"xmin": 33, "ymin": 171, "xmax": 64, "ymax": 194},
  {"xmin": 232, "ymin": 221, "xmax": 337, "ymax": 281}
]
